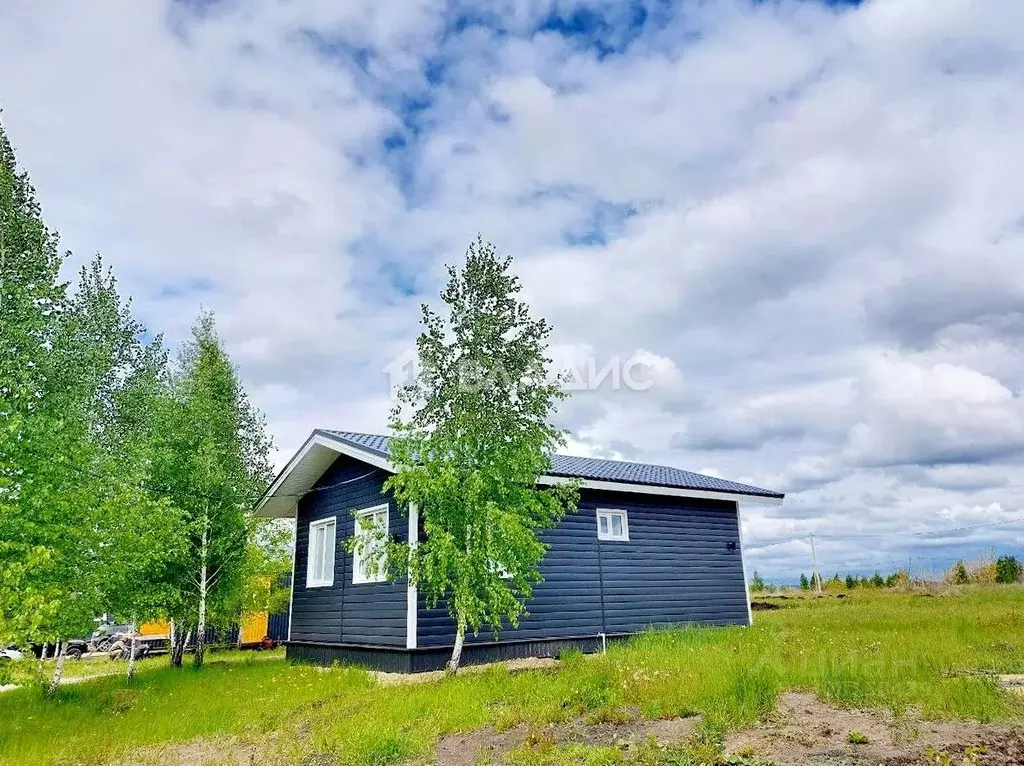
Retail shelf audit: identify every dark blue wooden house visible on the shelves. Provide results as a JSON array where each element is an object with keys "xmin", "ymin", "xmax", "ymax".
[{"xmin": 256, "ymin": 430, "xmax": 783, "ymax": 672}]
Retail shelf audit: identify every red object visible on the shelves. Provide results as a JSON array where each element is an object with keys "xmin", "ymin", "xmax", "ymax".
[{"xmin": 259, "ymin": 636, "xmax": 276, "ymax": 650}]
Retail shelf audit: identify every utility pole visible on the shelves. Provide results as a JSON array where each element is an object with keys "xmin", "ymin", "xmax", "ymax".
[{"xmin": 810, "ymin": 533, "xmax": 822, "ymax": 592}]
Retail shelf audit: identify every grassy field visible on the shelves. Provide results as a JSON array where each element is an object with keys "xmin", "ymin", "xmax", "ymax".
[{"xmin": 0, "ymin": 586, "xmax": 1021, "ymax": 765}]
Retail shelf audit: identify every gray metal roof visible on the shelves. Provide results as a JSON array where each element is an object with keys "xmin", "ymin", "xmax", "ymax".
[{"xmin": 318, "ymin": 429, "xmax": 783, "ymax": 500}]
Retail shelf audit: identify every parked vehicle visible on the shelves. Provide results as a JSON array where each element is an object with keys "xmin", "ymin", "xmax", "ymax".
[
  {"xmin": 0, "ymin": 647, "xmax": 25, "ymax": 663},
  {"xmin": 64, "ymin": 639, "xmax": 89, "ymax": 659},
  {"xmin": 89, "ymin": 623, "xmax": 133, "ymax": 654},
  {"xmin": 30, "ymin": 638, "xmax": 90, "ymax": 659}
]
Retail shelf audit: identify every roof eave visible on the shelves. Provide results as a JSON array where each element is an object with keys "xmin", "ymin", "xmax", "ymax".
[
  {"xmin": 257, "ymin": 430, "xmax": 784, "ymax": 518},
  {"xmin": 537, "ymin": 474, "xmax": 784, "ymax": 505}
]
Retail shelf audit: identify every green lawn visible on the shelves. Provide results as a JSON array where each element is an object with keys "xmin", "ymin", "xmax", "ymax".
[{"xmin": 1, "ymin": 587, "xmax": 1021, "ymax": 765}]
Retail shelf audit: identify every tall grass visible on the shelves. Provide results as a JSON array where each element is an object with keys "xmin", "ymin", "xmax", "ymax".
[{"xmin": 0, "ymin": 586, "xmax": 1021, "ymax": 765}]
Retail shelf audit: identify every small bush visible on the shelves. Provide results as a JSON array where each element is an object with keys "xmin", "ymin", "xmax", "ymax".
[
  {"xmin": 966, "ymin": 555, "xmax": 998, "ymax": 585},
  {"xmin": 949, "ymin": 561, "xmax": 971, "ymax": 585},
  {"xmin": 848, "ymin": 730, "xmax": 869, "ymax": 744},
  {"xmin": 886, "ymin": 570, "xmax": 910, "ymax": 589},
  {"xmin": 822, "ymin": 575, "xmax": 846, "ymax": 593},
  {"xmin": 996, "ymin": 556, "xmax": 1022, "ymax": 584}
]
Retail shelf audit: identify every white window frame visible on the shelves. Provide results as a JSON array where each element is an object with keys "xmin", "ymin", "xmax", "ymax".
[
  {"xmin": 596, "ymin": 509, "xmax": 629, "ymax": 542},
  {"xmin": 353, "ymin": 504, "xmax": 389, "ymax": 584},
  {"xmin": 489, "ymin": 559, "xmax": 512, "ymax": 579},
  {"xmin": 306, "ymin": 517, "xmax": 337, "ymax": 588}
]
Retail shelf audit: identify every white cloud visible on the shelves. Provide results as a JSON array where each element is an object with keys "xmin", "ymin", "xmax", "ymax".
[{"xmin": 2, "ymin": 0, "xmax": 1023, "ymax": 578}]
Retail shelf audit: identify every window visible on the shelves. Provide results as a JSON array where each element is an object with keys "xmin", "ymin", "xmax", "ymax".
[
  {"xmin": 353, "ymin": 504, "xmax": 389, "ymax": 584},
  {"xmin": 489, "ymin": 559, "xmax": 512, "ymax": 579},
  {"xmin": 597, "ymin": 509, "xmax": 629, "ymax": 541},
  {"xmin": 306, "ymin": 517, "xmax": 337, "ymax": 587}
]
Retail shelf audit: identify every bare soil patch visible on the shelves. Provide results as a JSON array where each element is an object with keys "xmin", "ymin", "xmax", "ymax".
[
  {"xmin": 117, "ymin": 737, "xmax": 264, "ymax": 766},
  {"xmin": 373, "ymin": 656, "xmax": 561, "ymax": 686},
  {"xmin": 724, "ymin": 692, "xmax": 1023, "ymax": 766},
  {"xmin": 435, "ymin": 710, "xmax": 700, "ymax": 766}
]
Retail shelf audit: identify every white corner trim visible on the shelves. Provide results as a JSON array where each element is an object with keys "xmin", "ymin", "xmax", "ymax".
[
  {"xmin": 736, "ymin": 504, "xmax": 754, "ymax": 627},
  {"xmin": 406, "ymin": 502, "xmax": 419, "ymax": 649},
  {"xmin": 537, "ymin": 475, "xmax": 784, "ymax": 505},
  {"xmin": 287, "ymin": 518, "xmax": 297, "ymax": 642}
]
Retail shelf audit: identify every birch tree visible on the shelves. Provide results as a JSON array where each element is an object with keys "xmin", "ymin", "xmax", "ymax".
[
  {"xmin": 0, "ymin": 122, "xmax": 178, "ymax": 692},
  {"xmin": 0, "ymin": 120, "xmax": 68, "ymax": 648},
  {"xmin": 380, "ymin": 237, "xmax": 578, "ymax": 674},
  {"xmin": 150, "ymin": 313, "xmax": 273, "ymax": 667},
  {"xmin": 0, "ymin": 126, "xmax": 116, "ymax": 687}
]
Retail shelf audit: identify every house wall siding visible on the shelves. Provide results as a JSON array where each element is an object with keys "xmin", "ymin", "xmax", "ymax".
[
  {"xmin": 417, "ymin": 508, "xmax": 604, "ymax": 647},
  {"xmin": 417, "ymin": 490, "xmax": 747, "ymax": 647},
  {"xmin": 289, "ymin": 455, "xmax": 408, "ymax": 646}
]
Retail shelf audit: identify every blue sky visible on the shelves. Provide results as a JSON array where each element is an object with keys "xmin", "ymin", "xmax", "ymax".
[{"xmin": 1, "ymin": 0, "xmax": 1022, "ymax": 579}]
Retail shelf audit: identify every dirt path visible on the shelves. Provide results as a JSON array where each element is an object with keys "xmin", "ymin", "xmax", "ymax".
[
  {"xmin": 435, "ymin": 711, "xmax": 701, "ymax": 766},
  {"xmin": 0, "ymin": 672, "xmax": 112, "ymax": 694},
  {"xmin": 724, "ymin": 691, "xmax": 1024, "ymax": 766}
]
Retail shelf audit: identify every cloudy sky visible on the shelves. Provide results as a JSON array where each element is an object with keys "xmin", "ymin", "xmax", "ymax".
[{"xmin": 2, "ymin": 0, "xmax": 1022, "ymax": 579}]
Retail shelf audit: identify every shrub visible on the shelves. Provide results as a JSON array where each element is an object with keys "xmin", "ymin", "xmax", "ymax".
[
  {"xmin": 886, "ymin": 570, "xmax": 910, "ymax": 589},
  {"xmin": 871, "ymin": 572, "xmax": 885, "ymax": 588},
  {"xmin": 949, "ymin": 561, "xmax": 970, "ymax": 585},
  {"xmin": 848, "ymin": 731, "xmax": 869, "ymax": 744},
  {"xmin": 749, "ymin": 571, "xmax": 767, "ymax": 593},
  {"xmin": 996, "ymin": 556, "xmax": 1022, "ymax": 584},
  {"xmin": 967, "ymin": 557, "xmax": 998, "ymax": 585},
  {"xmin": 799, "ymin": 573, "xmax": 810, "ymax": 591},
  {"xmin": 823, "ymin": 575, "xmax": 845, "ymax": 593}
]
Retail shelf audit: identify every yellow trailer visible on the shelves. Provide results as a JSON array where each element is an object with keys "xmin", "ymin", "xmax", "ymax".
[{"xmin": 138, "ymin": 613, "xmax": 270, "ymax": 647}]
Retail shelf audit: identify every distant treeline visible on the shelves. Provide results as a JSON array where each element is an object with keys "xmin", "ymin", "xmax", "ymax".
[{"xmin": 749, "ymin": 554, "xmax": 1022, "ymax": 593}]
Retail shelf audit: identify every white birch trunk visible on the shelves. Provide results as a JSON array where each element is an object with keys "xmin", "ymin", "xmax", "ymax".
[
  {"xmin": 40, "ymin": 643, "xmax": 48, "ymax": 660},
  {"xmin": 47, "ymin": 640, "xmax": 66, "ymax": 696},
  {"xmin": 195, "ymin": 520, "xmax": 209, "ymax": 668},
  {"xmin": 126, "ymin": 632, "xmax": 138, "ymax": 682},
  {"xmin": 447, "ymin": 617, "xmax": 466, "ymax": 675}
]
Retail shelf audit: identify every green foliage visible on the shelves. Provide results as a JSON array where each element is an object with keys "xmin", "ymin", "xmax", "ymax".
[
  {"xmin": 0, "ymin": 125, "xmax": 178, "ymax": 651},
  {"xmin": 380, "ymin": 237, "xmax": 579, "ymax": 669},
  {"xmin": 871, "ymin": 572, "xmax": 885, "ymax": 588},
  {"xmin": 951, "ymin": 561, "xmax": 971, "ymax": 585},
  {"xmin": 823, "ymin": 574, "xmax": 845, "ymax": 592},
  {"xmin": 995, "ymin": 556, "xmax": 1021, "ymax": 584},
  {"xmin": 748, "ymin": 571, "xmax": 766, "ymax": 593},
  {"xmin": 0, "ymin": 119, "xmax": 71, "ymax": 644},
  {"xmin": 238, "ymin": 521, "xmax": 294, "ymax": 617},
  {"xmin": 847, "ymin": 730, "xmax": 868, "ymax": 744},
  {"xmin": 0, "ymin": 124, "xmax": 274, "ymax": 673},
  {"xmin": 845, "ymin": 574, "xmax": 857, "ymax": 589},
  {"xmin": 1, "ymin": 588, "xmax": 1023, "ymax": 764},
  {"xmin": 798, "ymin": 573, "xmax": 809, "ymax": 591},
  {"xmin": 147, "ymin": 312, "xmax": 274, "ymax": 662}
]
